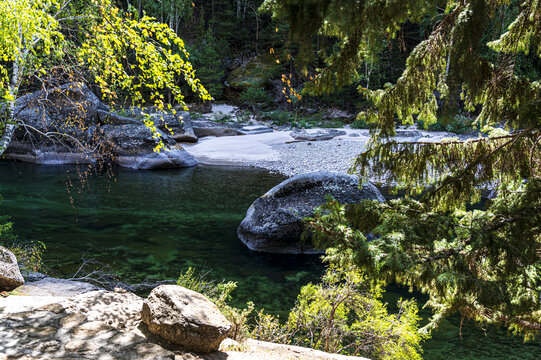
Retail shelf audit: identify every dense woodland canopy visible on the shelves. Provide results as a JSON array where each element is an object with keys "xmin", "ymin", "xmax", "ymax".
[{"xmin": 0, "ymin": 0, "xmax": 540, "ymax": 354}]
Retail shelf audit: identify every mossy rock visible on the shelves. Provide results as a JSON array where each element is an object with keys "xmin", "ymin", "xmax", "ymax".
[{"xmin": 226, "ymin": 54, "xmax": 281, "ymax": 91}]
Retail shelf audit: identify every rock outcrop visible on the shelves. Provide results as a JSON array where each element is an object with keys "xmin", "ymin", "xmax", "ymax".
[
  {"xmin": 117, "ymin": 108, "xmax": 198, "ymax": 143},
  {"xmin": 12, "ymin": 276, "xmax": 100, "ymax": 297},
  {"xmin": 191, "ymin": 119, "xmax": 274, "ymax": 138},
  {"xmin": 0, "ymin": 277, "xmax": 370, "ymax": 359},
  {"xmin": 100, "ymin": 124, "xmax": 197, "ymax": 169},
  {"xmin": 0, "ymin": 293, "xmax": 175, "ymax": 359},
  {"xmin": 3, "ymin": 83, "xmax": 198, "ymax": 170},
  {"xmin": 0, "ymin": 246, "xmax": 24, "ymax": 291},
  {"xmin": 237, "ymin": 172, "xmax": 385, "ymax": 254},
  {"xmin": 290, "ymin": 129, "xmax": 347, "ymax": 141},
  {"xmin": 141, "ymin": 285, "xmax": 232, "ymax": 353}
]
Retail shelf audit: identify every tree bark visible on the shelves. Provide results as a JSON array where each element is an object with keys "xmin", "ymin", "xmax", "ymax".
[
  {"xmin": 1, "ymin": 26, "xmax": 24, "ymax": 156},
  {"xmin": 0, "ymin": 116, "xmax": 16, "ymax": 156}
]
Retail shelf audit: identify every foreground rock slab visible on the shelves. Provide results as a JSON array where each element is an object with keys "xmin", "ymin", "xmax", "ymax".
[
  {"xmin": 238, "ymin": 171, "xmax": 385, "ymax": 253},
  {"xmin": 141, "ymin": 285, "xmax": 232, "ymax": 353},
  {"xmin": 0, "ymin": 301, "xmax": 174, "ymax": 359},
  {"xmin": 0, "ymin": 286, "xmax": 370, "ymax": 359},
  {"xmin": 12, "ymin": 276, "xmax": 99, "ymax": 297},
  {"xmin": 0, "ymin": 247, "xmax": 24, "ymax": 291}
]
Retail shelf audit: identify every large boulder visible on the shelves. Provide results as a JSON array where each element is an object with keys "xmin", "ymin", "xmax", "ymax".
[
  {"xmin": 99, "ymin": 124, "xmax": 198, "ymax": 169},
  {"xmin": 237, "ymin": 172, "xmax": 385, "ymax": 254},
  {"xmin": 192, "ymin": 119, "xmax": 241, "ymax": 138},
  {"xmin": 3, "ymin": 84, "xmax": 199, "ymax": 170},
  {"xmin": 14, "ymin": 82, "xmax": 108, "ymax": 136},
  {"xmin": 3, "ymin": 83, "xmax": 108, "ymax": 164},
  {"xmin": 0, "ymin": 246, "xmax": 24, "ymax": 291},
  {"xmin": 116, "ymin": 108, "xmax": 198, "ymax": 143},
  {"xmin": 141, "ymin": 285, "xmax": 231, "ymax": 353}
]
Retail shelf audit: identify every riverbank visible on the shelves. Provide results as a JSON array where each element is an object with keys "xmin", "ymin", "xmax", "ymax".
[
  {"xmin": 184, "ymin": 126, "xmax": 463, "ymax": 177},
  {"xmin": 0, "ymin": 274, "xmax": 368, "ymax": 360}
]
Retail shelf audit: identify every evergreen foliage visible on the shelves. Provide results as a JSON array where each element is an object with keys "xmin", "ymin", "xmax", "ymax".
[
  {"xmin": 264, "ymin": 0, "xmax": 541, "ymax": 338},
  {"xmin": 239, "ymin": 86, "xmax": 273, "ymax": 111},
  {"xmin": 187, "ymin": 29, "xmax": 225, "ymax": 98}
]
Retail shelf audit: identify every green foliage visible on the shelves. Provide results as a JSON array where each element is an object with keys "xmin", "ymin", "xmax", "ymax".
[
  {"xmin": 253, "ymin": 264, "xmax": 427, "ymax": 359},
  {"xmin": 187, "ymin": 29, "xmax": 225, "ymax": 98},
  {"xmin": 239, "ymin": 87, "xmax": 272, "ymax": 111},
  {"xmin": 351, "ymin": 113, "xmax": 373, "ymax": 129},
  {"xmin": 0, "ymin": 0, "xmax": 211, "ymax": 154},
  {"xmin": 7, "ymin": 240, "xmax": 46, "ymax": 274},
  {"xmin": 1, "ymin": 195, "xmax": 45, "ymax": 273},
  {"xmin": 177, "ymin": 267, "xmax": 254, "ymax": 341},
  {"xmin": 0, "ymin": 216, "xmax": 14, "ymax": 245},
  {"xmin": 268, "ymin": 0, "xmax": 541, "ymax": 340},
  {"xmin": 261, "ymin": 110, "xmax": 295, "ymax": 126},
  {"xmin": 78, "ymin": 0, "xmax": 211, "ymax": 151},
  {"xmin": 417, "ymin": 114, "xmax": 478, "ymax": 134},
  {"xmin": 227, "ymin": 53, "xmax": 282, "ymax": 90},
  {"xmin": 211, "ymin": 112, "xmax": 233, "ymax": 123},
  {"xmin": 307, "ymin": 186, "xmax": 541, "ymax": 339}
]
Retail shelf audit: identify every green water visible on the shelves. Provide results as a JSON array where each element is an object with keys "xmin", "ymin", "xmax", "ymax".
[{"xmin": 0, "ymin": 161, "xmax": 538, "ymax": 359}]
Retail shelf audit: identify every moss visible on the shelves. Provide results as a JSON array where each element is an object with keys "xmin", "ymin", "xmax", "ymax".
[{"xmin": 227, "ymin": 54, "xmax": 282, "ymax": 91}]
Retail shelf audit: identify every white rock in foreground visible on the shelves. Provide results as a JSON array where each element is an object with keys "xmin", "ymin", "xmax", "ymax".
[
  {"xmin": 141, "ymin": 285, "xmax": 232, "ymax": 353},
  {"xmin": 0, "ymin": 246, "xmax": 24, "ymax": 291}
]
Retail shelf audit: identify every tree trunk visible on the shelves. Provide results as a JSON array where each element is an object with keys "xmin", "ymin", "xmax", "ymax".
[
  {"xmin": 1, "ymin": 32, "xmax": 22, "ymax": 156},
  {"xmin": 0, "ymin": 108, "xmax": 17, "ymax": 156},
  {"xmin": 169, "ymin": 0, "xmax": 174, "ymax": 30},
  {"xmin": 0, "ymin": 65, "xmax": 18, "ymax": 156},
  {"xmin": 0, "ymin": 112, "xmax": 17, "ymax": 155}
]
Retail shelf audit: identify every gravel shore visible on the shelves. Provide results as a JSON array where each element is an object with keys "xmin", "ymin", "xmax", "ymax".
[
  {"xmin": 253, "ymin": 138, "xmax": 368, "ymax": 177},
  {"xmin": 185, "ymin": 126, "xmax": 465, "ymax": 178}
]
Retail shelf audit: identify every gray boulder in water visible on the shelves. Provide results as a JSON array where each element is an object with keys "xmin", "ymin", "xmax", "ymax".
[
  {"xmin": 237, "ymin": 172, "xmax": 385, "ymax": 254},
  {"xmin": 0, "ymin": 246, "xmax": 24, "ymax": 291}
]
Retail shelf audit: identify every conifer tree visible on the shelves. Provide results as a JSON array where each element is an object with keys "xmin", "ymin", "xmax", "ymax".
[
  {"xmin": 263, "ymin": 0, "xmax": 541, "ymax": 337},
  {"xmin": 188, "ymin": 28, "xmax": 226, "ymax": 98}
]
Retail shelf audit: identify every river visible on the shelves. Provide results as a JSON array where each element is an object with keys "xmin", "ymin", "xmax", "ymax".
[{"xmin": 0, "ymin": 161, "xmax": 538, "ymax": 359}]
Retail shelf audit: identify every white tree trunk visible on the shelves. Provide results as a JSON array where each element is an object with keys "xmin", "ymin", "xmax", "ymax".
[
  {"xmin": 0, "ymin": 106, "xmax": 17, "ymax": 156},
  {"xmin": 1, "ymin": 29, "xmax": 23, "ymax": 156}
]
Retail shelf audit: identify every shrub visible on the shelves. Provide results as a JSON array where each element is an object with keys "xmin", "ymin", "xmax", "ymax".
[
  {"xmin": 417, "ymin": 114, "xmax": 477, "ymax": 134},
  {"xmin": 253, "ymin": 264, "xmax": 427, "ymax": 360},
  {"xmin": 261, "ymin": 110, "xmax": 295, "ymax": 126},
  {"xmin": 239, "ymin": 87, "xmax": 272, "ymax": 111},
  {"xmin": 1, "ymin": 197, "xmax": 45, "ymax": 273},
  {"xmin": 211, "ymin": 111, "xmax": 233, "ymax": 123}
]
